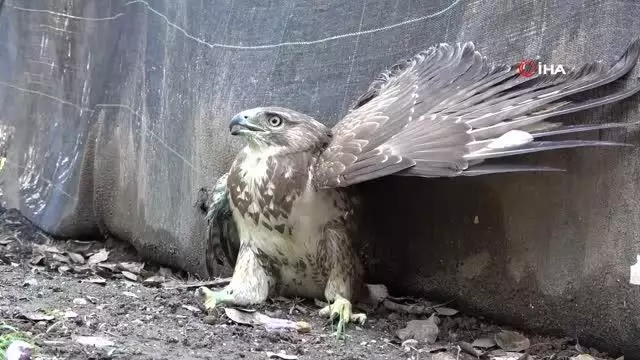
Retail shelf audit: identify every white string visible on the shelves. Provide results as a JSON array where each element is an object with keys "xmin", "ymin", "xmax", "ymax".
[
  {"xmin": 10, "ymin": 4, "xmax": 125, "ymax": 21},
  {"xmin": 95, "ymin": 104, "xmax": 201, "ymax": 174},
  {"xmin": 11, "ymin": 0, "xmax": 461, "ymax": 50},
  {"xmin": 124, "ymin": 0, "xmax": 461, "ymax": 50}
]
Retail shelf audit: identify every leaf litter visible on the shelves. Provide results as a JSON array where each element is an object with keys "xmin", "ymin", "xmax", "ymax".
[{"xmin": 0, "ymin": 207, "xmax": 624, "ymax": 360}]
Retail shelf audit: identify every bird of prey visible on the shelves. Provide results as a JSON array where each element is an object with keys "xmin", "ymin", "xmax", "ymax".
[{"xmin": 197, "ymin": 39, "xmax": 640, "ymax": 335}]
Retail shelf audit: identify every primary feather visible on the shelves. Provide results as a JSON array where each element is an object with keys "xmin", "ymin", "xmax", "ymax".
[{"xmin": 313, "ymin": 38, "xmax": 640, "ymax": 188}]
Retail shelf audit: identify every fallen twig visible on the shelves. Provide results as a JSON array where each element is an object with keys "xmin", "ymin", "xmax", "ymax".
[
  {"xmin": 382, "ymin": 299, "xmax": 434, "ymax": 315},
  {"xmin": 162, "ymin": 277, "xmax": 231, "ymax": 290},
  {"xmin": 381, "ymin": 297, "xmax": 456, "ymax": 315}
]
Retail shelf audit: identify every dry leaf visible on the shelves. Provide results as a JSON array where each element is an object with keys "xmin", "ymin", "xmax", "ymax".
[
  {"xmin": 401, "ymin": 339, "xmax": 418, "ymax": 351},
  {"xmin": 75, "ymin": 336, "xmax": 114, "ymax": 347},
  {"xmin": 143, "ymin": 275, "xmax": 166, "ymax": 286},
  {"xmin": 434, "ymin": 306, "xmax": 459, "ymax": 316},
  {"xmin": 181, "ymin": 305, "xmax": 201, "ymax": 313},
  {"xmin": 224, "ymin": 308, "xmax": 310, "ymax": 332},
  {"xmin": 118, "ymin": 262, "xmax": 144, "ymax": 274},
  {"xmin": 97, "ymin": 263, "xmax": 117, "ymax": 271},
  {"xmin": 42, "ymin": 340, "xmax": 65, "ymax": 346},
  {"xmin": 66, "ymin": 252, "xmax": 85, "ymax": 264},
  {"xmin": 458, "ymin": 341, "xmax": 481, "ymax": 357},
  {"xmin": 30, "ymin": 254, "xmax": 45, "ymax": 265},
  {"xmin": 122, "ymin": 291, "xmax": 138, "ymax": 298},
  {"xmin": 422, "ymin": 343, "xmax": 449, "ymax": 353},
  {"xmin": 67, "ymin": 240, "xmax": 93, "ymax": 253},
  {"xmin": 495, "ymin": 330, "xmax": 530, "ymax": 352},
  {"xmin": 84, "ymin": 277, "xmax": 106, "ymax": 285},
  {"xmin": 36, "ymin": 245, "xmax": 62, "ymax": 254},
  {"xmin": 87, "ymin": 249, "xmax": 109, "ymax": 265},
  {"xmin": 121, "ymin": 271, "xmax": 138, "ymax": 281},
  {"xmin": 472, "ymin": 337, "xmax": 497, "ymax": 348},
  {"xmin": 431, "ymin": 353, "xmax": 456, "ymax": 360},
  {"xmin": 571, "ymin": 356, "xmax": 596, "ymax": 360},
  {"xmin": 489, "ymin": 353, "xmax": 529, "ymax": 360},
  {"xmin": 396, "ymin": 314, "xmax": 439, "ymax": 344},
  {"xmin": 266, "ymin": 351, "xmax": 298, "ymax": 359},
  {"xmin": 20, "ymin": 311, "xmax": 54, "ymax": 322},
  {"xmin": 51, "ymin": 254, "xmax": 70, "ymax": 263}
]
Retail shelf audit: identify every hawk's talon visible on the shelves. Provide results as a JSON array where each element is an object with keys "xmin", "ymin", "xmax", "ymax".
[
  {"xmin": 195, "ymin": 286, "xmax": 233, "ymax": 311},
  {"xmin": 319, "ymin": 295, "xmax": 366, "ymax": 338}
]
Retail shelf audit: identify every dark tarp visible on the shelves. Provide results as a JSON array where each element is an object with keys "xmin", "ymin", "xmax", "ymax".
[{"xmin": 1, "ymin": 0, "xmax": 639, "ymax": 355}]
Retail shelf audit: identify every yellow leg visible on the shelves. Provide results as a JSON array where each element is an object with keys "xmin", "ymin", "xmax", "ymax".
[{"xmin": 319, "ymin": 295, "xmax": 366, "ymax": 338}]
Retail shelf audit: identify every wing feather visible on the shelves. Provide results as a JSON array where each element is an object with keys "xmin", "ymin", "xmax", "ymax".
[{"xmin": 313, "ymin": 38, "xmax": 640, "ymax": 188}]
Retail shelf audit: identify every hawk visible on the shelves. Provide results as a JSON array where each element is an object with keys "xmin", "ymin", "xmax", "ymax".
[{"xmin": 197, "ymin": 39, "xmax": 640, "ymax": 334}]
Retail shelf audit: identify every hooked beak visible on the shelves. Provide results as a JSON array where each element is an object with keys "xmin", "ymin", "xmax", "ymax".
[{"xmin": 229, "ymin": 113, "xmax": 265, "ymax": 135}]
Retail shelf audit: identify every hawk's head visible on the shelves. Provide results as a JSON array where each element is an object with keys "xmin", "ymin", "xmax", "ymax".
[{"xmin": 229, "ymin": 107, "xmax": 332, "ymax": 154}]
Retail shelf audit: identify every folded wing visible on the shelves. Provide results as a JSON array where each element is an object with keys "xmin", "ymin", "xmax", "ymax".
[{"xmin": 313, "ymin": 39, "xmax": 640, "ymax": 189}]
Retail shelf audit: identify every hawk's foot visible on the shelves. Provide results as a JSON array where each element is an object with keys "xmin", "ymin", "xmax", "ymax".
[
  {"xmin": 319, "ymin": 294, "xmax": 366, "ymax": 338},
  {"xmin": 195, "ymin": 286, "xmax": 234, "ymax": 311}
]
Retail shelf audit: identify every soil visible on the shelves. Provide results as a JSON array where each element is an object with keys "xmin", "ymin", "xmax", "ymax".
[{"xmin": 0, "ymin": 208, "xmax": 620, "ymax": 360}]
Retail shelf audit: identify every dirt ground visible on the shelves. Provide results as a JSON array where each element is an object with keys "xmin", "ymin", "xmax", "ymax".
[{"xmin": 0, "ymin": 208, "xmax": 621, "ymax": 360}]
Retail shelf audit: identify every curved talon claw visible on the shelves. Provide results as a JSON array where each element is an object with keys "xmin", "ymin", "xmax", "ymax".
[{"xmin": 319, "ymin": 295, "xmax": 367, "ymax": 338}]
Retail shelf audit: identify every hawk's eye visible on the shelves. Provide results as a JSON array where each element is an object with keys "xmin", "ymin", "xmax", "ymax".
[{"xmin": 267, "ymin": 115, "xmax": 283, "ymax": 127}]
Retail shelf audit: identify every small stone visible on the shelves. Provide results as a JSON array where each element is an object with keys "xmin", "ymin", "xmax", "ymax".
[
  {"xmin": 73, "ymin": 298, "xmax": 88, "ymax": 305},
  {"xmin": 75, "ymin": 336, "xmax": 114, "ymax": 348},
  {"xmin": 22, "ymin": 279, "xmax": 38, "ymax": 287},
  {"xmin": 63, "ymin": 311, "xmax": 78, "ymax": 318}
]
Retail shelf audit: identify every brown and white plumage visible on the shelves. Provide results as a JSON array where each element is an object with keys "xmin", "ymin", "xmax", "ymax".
[
  {"xmin": 199, "ymin": 39, "xmax": 640, "ymax": 332},
  {"xmin": 314, "ymin": 38, "xmax": 640, "ymax": 188}
]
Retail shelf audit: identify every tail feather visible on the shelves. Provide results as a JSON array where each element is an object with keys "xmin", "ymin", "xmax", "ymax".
[{"xmin": 465, "ymin": 140, "xmax": 631, "ymax": 161}]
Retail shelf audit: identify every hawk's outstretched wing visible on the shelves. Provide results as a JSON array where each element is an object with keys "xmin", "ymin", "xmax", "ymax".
[{"xmin": 313, "ymin": 39, "xmax": 640, "ymax": 188}]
